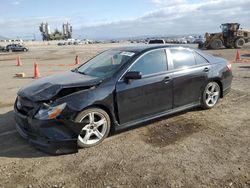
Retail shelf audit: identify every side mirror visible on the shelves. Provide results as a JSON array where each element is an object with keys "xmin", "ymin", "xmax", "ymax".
[{"xmin": 124, "ymin": 71, "xmax": 142, "ymax": 81}]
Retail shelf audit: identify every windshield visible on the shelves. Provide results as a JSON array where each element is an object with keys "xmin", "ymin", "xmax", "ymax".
[
  {"xmin": 222, "ymin": 25, "xmax": 228, "ymax": 33},
  {"xmin": 76, "ymin": 50, "xmax": 135, "ymax": 79}
]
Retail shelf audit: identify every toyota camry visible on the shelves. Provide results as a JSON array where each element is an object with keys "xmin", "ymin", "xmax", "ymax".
[{"xmin": 14, "ymin": 45, "xmax": 233, "ymax": 154}]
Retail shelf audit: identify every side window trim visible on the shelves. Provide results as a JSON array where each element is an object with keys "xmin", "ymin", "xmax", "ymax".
[
  {"xmin": 166, "ymin": 48, "xmax": 174, "ymax": 71},
  {"xmin": 193, "ymin": 51, "xmax": 209, "ymax": 65},
  {"xmin": 118, "ymin": 48, "xmax": 169, "ymax": 81},
  {"xmin": 164, "ymin": 49, "xmax": 169, "ymax": 69}
]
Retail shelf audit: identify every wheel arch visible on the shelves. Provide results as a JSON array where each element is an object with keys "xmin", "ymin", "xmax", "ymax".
[{"xmin": 77, "ymin": 104, "xmax": 117, "ymax": 129}]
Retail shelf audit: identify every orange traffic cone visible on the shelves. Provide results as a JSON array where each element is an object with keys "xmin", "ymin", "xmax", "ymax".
[
  {"xmin": 16, "ymin": 56, "xmax": 22, "ymax": 66},
  {"xmin": 75, "ymin": 55, "xmax": 80, "ymax": 65},
  {"xmin": 235, "ymin": 50, "xmax": 241, "ymax": 61},
  {"xmin": 34, "ymin": 63, "xmax": 41, "ymax": 79}
]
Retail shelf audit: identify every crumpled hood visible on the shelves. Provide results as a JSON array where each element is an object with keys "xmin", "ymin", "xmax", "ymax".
[{"xmin": 18, "ymin": 71, "xmax": 102, "ymax": 101}]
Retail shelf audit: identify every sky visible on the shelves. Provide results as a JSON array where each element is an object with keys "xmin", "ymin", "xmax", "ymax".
[{"xmin": 0, "ymin": 0, "xmax": 250, "ymax": 39}]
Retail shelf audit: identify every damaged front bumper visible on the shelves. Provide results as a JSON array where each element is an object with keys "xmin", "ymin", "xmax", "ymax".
[{"xmin": 14, "ymin": 106, "xmax": 82, "ymax": 155}]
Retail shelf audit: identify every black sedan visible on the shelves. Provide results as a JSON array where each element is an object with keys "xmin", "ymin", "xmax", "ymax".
[
  {"xmin": 14, "ymin": 45, "xmax": 233, "ymax": 154},
  {"xmin": 5, "ymin": 44, "xmax": 28, "ymax": 52}
]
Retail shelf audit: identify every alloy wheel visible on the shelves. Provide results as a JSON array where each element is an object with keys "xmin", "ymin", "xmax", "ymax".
[
  {"xmin": 205, "ymin": 82, "xmax": 220, "ymax": 107},
  {"xmin": 78, "ymin": 112, "xmax": 108, "ymax": 146}
]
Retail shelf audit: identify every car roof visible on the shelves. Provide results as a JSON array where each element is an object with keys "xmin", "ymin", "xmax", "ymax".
[
  {"xmin": 113, "ymin": 44, "xmax": 216, "ymax": 62},
  {"xmin": 113, "ymin": 44, "xmax": 192, "ymax": 53}
]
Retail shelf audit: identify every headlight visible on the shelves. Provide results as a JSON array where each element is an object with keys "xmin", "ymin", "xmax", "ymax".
[
  {"xmin": 35, "ymin": 103, "xmax": 66, "ymax": 120},
  {"xmin": 16, "ymin": 97, "xmax": 22, "ymax": 110}
]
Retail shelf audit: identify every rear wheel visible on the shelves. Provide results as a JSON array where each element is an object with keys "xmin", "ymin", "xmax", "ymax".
[
  {"xmin": 201, "ymin": 82, "xmax": 220, "ymax": 109},
  {"xmin": 210, "ymin": 39, "xmax": 223, "ymax": 50},
  {"xmin": 234, "ymin": 38, "xmax": 245, "ymax": 49},
  {"xmin": 75, "ymin": 108, "xmax": 111, "ymax": 148}
]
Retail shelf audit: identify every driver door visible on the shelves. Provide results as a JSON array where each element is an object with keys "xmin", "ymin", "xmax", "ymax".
[{"xmin": 115, "ymin": 49, "xmax": 173, "ymax": 124}]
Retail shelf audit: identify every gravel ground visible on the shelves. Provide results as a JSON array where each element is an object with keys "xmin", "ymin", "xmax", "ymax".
[{"xmin": 0, "ymin": 43, "xmax": 249, "ymax": 188}]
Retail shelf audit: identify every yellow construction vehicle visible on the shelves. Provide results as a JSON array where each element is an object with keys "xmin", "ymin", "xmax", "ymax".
[{"xmin": 199, "ymin": 23, "xmax": 250, "ymax": 50}]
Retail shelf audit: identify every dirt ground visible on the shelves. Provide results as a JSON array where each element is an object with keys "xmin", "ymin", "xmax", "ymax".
[{"xmin": 0, "ymin": 42, "xmax": 249, "ymax": 188}]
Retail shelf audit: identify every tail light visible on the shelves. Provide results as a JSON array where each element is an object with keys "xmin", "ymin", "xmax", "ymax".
[{"xmin": 227, "ymin": 63, "xmax": 232, "ymax": 71}]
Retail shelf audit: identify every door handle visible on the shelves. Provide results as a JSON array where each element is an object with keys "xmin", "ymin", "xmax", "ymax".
[
  {"xmin": 163, "ymin": 76, "xmax": 171, "ymax": 83},
  {"xmin": 203, "ymin": 67, "xmax": 210, "ymax": 72}
]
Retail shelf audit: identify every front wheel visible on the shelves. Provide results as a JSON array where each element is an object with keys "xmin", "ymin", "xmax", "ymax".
[
  {"xmin": 210, "ymin": 39, "xmax": 223, "ymax": 50},
  {"xmin": 201, "ymin": 82, "xmax": 220, "ymax": 109},
  {"xmin": 75, "ymin": 108, "xmax": 111, "ymax": 148}
]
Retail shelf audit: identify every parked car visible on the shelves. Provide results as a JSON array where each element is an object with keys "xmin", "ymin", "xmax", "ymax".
[
  {"xmin": 148, "ymin": 39, "xmax": 165, "ymax": 44},
  {"xmin": 179, "ymin": 39, "xmax": 188, "ymax": 44},
  {"xmin": 193, "ymin": 38, "xmax": 205, "ymax": 44},
  {"xmin": 57, "ymin": 42, "xmax": 66, "ymax": 46},
  {"xmin": 5, "ymin": 44, "xmax": 28, "ymax": 52},
  {"xmin": 0, "ymin": 45, "xmax": 5, "ymax": 52},
  {"xmin": 14, "ymin": 45, "xmax": 233, "ymax": 154}
]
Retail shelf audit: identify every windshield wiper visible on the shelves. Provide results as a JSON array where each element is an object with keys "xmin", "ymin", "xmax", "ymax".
[
  {"xmin": 71, "ymin": 68, "xmax": 86, "ymax": 75},
  {"xmin": 78, "ymin": 70, "xmax": 86, "ymax": 75},
  {"xmin": 71, "ymin": 68, "xmax": 78, "ymax": 73}
]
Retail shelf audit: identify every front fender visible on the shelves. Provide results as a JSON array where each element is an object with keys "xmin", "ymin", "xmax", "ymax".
[{"xmin": 55, "ymin": 83, "xmax": 117, "ymax": 122}]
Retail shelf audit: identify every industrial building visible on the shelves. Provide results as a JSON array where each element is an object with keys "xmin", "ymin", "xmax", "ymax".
[{"xmin": 39, "ymin": 22, "xmax": 72, "ymax": 41}]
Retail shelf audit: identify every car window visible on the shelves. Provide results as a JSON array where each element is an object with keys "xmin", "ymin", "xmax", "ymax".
[
  {"xmin": 130, "ymin": 49, "xmax": 167, "ymax": 76},
  {"xmin": 194, "ymin": 52, "xmax": 209, "ymax": 65},
  {"xmin": 170, "ymin": 49, "xmax": 196, "ymax": 69}
]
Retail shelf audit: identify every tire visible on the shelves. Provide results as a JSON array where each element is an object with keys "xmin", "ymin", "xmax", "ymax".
[
  {"xmin": 234, "ymin": 38, "xmax": 245, "ymax": 49},
  {"xmin": 210, "ymin": 39, "xmax": 223, "ymax": 50},
  {"xmin": 201, "ymin": 82, "xmax": 221, "ymax": 109},
  {"xmin": 75, "ymin": 108, "xmax": 111, "ymax": 148}
]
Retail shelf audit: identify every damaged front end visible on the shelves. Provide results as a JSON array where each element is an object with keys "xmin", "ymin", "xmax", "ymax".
[
  {"xmin": 14, "ymin": 96, "xmax": 85, "ymax": 154},
  {"xmin": 14, "ymin": 71, "xmax": 103, "ymax": 154}
]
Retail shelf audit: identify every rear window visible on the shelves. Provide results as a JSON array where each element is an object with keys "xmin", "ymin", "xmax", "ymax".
[{"xmin": 170, "ymin": 49, "xmax": 196, "ymax": 69}]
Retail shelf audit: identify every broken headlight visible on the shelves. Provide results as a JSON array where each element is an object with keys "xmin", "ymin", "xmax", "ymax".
[{"xmin": 34, "ymin": 103, "xmax": 66, "ymax": 120}]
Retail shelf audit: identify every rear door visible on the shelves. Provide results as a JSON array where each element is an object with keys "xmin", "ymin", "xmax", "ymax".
[
  {"xmin": 169, "ymin": 48, "xmax": 210, "ymax": 108},
  {"xmin": 115, "ymin": 49, "xmax": 173, "ymax": 124}
]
